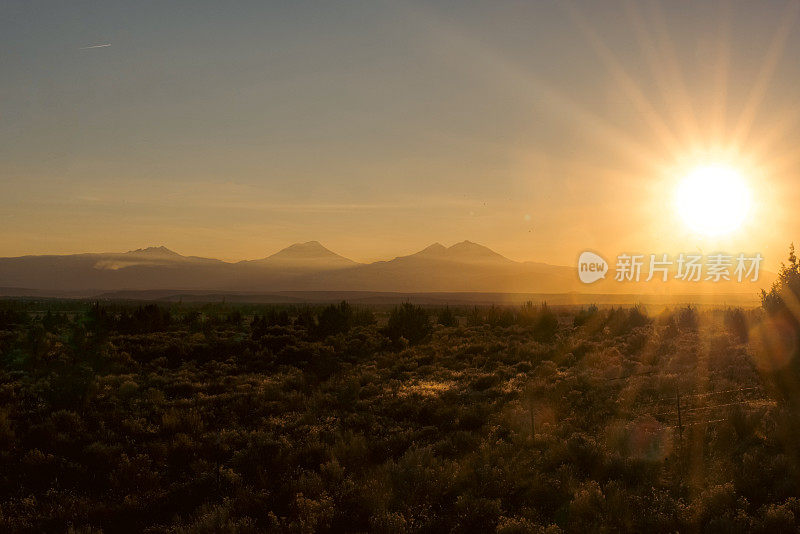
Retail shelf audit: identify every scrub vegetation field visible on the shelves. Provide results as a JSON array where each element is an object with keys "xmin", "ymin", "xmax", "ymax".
[{"xmin": 2, "ymin": 257, "xmax": 800, "ymax": 533}]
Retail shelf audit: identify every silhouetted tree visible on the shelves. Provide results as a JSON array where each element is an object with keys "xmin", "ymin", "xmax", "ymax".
[
  {"xmin": 294, "ymin": 307, "xmax": 317, "ymax": 331},
  {"xmin": 383, "ymin": 303, "xmax": 430, "ymax": 345},
  {"xmin": 227, "ymin": 309, "xmax": 243, "ymax": 327},
  {"xmin": 757, "ymin": 244, "xmax": 800, "ymax": 439},
  {"xmin": 573, "ymin": 304, "xmax": 599, "ymax": 327},
  {"xmin": 762, "ymin": 243, "xmax": 800, "ymax": 321},
  {"xmin": 316, "ymin": 301, "xmax": 353, "ymax": 338},
  {"xmin": 675, "ymin": 305, "xmax": 698, "ymax": 331},
  {"xmin": 436, "ymin": 306, "xmax": 458, "ymax": 327},
  {"xmin": 724, "ymin": 307, "xmax": 749, "ymax": 342},
  {"xmin": 533, "ymin": 302, "xmax": 559, "ymax": 341}
]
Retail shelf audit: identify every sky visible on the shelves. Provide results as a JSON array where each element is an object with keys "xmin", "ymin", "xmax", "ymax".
[{"xmin": 2, "ymin": 0, "xmax": 799, "ymax": 267}]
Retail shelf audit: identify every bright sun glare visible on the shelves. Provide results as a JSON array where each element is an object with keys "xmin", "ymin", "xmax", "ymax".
[{"xmin": 674, "ymin": 164, "xmax": 751, "ymax": 237}]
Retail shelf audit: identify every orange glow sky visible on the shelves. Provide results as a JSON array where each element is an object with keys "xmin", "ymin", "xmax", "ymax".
[{"xmin": 2, "ymin": 1, "xmax": 799, "ymax": 267}]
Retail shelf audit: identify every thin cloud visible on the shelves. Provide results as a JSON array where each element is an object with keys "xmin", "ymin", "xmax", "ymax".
[{"xmin": 79, "ymin": 43, "xmax": 111, "ymax": 49}]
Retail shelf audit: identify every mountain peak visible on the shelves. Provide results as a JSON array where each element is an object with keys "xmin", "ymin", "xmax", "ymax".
[
  {"xmin": 126, "ymin": 246, "xmax": 182, "ymax": 257},
  {"xmin": 448, "ymin": 240, "xmax": 481, "ymax": 250},
  {"xmin": 413, "ymin": 243, "xmax": 447, "ymax": 257},
  {"xmin": 446, "ymin": 240, "xmax": 509, "ymax": 262},
  {"xmin": 272, "ymin": 241, "xmax": 337, "ymax": 257},
  {"xmin": 290, "ymin": 241, "xmax": 326, "ymax": 251},
  {"xmin": 262, "ymin": 241, "xmax": 356, "ymax": 267},
  {"xmin": 403, "ymin": 241, "xmax": 512, "ymax": 264}
]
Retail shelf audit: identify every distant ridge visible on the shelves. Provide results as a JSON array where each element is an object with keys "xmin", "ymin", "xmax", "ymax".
[{"xmin": 0, "ymin": 241, "xmax": 775, "ymax": 296}]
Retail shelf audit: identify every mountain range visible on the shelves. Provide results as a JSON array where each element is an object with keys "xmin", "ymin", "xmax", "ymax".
[{"xmin": 0, "ymin": 241, "xmax": 774, "ymax": 298}]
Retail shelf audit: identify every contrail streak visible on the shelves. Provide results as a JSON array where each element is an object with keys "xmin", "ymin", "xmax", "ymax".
[{"xmin": 79, "ymin": 43, "xmax": 111, "ymax": 49}]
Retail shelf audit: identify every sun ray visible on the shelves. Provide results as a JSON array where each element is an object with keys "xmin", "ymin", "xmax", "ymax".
[
  {"xmin": 747, "ymin": 103, "xmax": 800, "ymax": 163},
  {"xmin": 625, "ymin": 0, "xmax": 701, "ymax": 149},
  {"xmin": 709, "ymin": 1, "xmax": 732, "ymax": 147},
  {"xmin": 729, "ymin": 0, "xmax": 799, "ymax": 151},
  {"xmin": 564, "ymin": 1, "xmax": 684, "ymax": 159},
  {"xmin": 390, "ymin": 1, "xmax": 666, "ymax": 170},
  {"xmin": 760, "ymin": 134, "xmax": 800, "ymax": 176}
]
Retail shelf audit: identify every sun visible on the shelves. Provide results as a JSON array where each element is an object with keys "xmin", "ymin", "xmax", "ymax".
[{"xmin": 674, "ymin": 164, "xmax": 751, "ymax": 237}]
